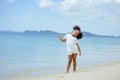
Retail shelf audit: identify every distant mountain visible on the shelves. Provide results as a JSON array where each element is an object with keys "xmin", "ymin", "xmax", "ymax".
[
  {"xmin": 82, "ymin": 31, "xmax": 119, "ymax": 38},
  {"xmin": 24, "ymin": 30, "xmax": 58, "ymax": 34},
  {"xmin": 24, "ymin": 30, "xmax": 40, "ymax": 34},
  {"xmin": 82, "ymin": 32, "xmax": 98, "ymax": 36},
  {"xmin": 0, "ymin": 30, "xmax": 119, "ymax": 38},
  {"xmin": 40, "ymin": 30, "xmax": 58, "ymax": 34}
]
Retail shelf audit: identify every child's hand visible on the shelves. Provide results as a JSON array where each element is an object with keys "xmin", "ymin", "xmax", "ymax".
[
  {"xmin": 57, "ymin": 34, "xmax": 61, "ymax": 38},
  {"xmin": 79, "ymin": 51, "xmax": 81, "ymax": 56},
  {"xmin": 57, "ymin": 34, "xmax": 66, "ymax": 42}
]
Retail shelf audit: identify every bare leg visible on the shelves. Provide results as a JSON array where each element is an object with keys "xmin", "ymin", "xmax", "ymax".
[
  {"xmin": 73, "ymin": 53, "xmax": 77, "ymax": 72},
  {"xmin": 66, "ymin": 55, "xmax": 73, "ymax": 73}
]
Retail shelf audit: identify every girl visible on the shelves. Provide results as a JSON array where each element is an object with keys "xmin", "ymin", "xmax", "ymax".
[{"xmin": 57, "ymin": 28, "xmax": 82, "ymax": 73}]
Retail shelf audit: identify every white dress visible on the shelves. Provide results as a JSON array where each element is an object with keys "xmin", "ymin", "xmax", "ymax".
[{"xmin": 64, "ymin": 34, "xmax": 79, "ymax": 55}]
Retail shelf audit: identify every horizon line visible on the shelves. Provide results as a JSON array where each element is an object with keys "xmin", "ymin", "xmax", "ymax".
[{"xmin": 0, "ymin": 30, "xmax": 119, "ymax": 37}]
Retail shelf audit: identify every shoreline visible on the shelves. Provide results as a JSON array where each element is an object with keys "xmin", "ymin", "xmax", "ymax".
[{"xmin": 1, "ymin": 61, "xmax": 120, "ymax": 80}]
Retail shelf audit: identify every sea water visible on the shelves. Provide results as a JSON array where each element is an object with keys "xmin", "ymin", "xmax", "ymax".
[{"xmin": 0, "ymin": 32, "xmax": 120, "ymax": 76}]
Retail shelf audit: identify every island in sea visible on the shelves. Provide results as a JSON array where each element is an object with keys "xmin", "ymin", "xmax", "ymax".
[{"xmin": 0, "ymin": 30, "xmax": 119, "ymax": 38}]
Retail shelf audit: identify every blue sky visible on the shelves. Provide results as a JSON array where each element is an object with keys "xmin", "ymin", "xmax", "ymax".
[{"xmin": 0, "ymin": 0, "xmax": 120, "ymax": 36}]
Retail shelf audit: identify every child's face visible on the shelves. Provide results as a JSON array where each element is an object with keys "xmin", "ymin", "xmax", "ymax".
[{"xmin": 72, "ymin": 30, "xmax": 80, "ymax": 37}]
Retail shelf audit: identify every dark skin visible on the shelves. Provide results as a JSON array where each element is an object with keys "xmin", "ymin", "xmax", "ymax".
[
  {"xmin": 67, "ymin": 53, "xmax": 77, "ymax": 73},
  {"xmin": 57, "ymin": 30, "xmax": 81, "ymax": 73}
]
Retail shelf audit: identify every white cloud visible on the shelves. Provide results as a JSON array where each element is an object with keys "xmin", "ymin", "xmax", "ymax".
[
  {"xmin": 58, "ymin": 0, "xmax": 118, "ymax": 16},
  {"xmin": 36, "ymin": 0, "xmax": 120, "ymax": 26},
  {"xmin": 36, "ymin": 0, "xmax": 118, "ymax": 16},
  {"xmin": 6, "ymin": 0, "xmax": 16, "ymax": 3},
  {"xmin": 36, "ymin": 0, "xmax": 55, "ymax": 8},
  {"xmin": 60, "ymin": 0, "xmax": 77, "ymax": 9}
]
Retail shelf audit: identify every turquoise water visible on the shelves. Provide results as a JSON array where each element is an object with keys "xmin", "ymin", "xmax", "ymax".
[{"xmin": 0, "ymin": 33, "xmax": 120, "ymax": 76}]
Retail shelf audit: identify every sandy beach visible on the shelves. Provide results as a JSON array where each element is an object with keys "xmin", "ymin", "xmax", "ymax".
[{"xmin": 1, "ymin": 61, "xmax": 120, "ymax": 80}]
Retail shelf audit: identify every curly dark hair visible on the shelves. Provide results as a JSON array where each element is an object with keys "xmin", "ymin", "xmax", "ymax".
[
  {"xmin": 73, "ymin": 25, "xmax": 81, "ymax": 31},
  {"xmin": 73, "ymin": 25, "xmax": 83, "ymax": 40}
]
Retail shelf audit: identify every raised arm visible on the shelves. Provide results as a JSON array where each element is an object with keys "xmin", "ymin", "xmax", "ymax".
[{"xmin": 57, "ymin": 34, "xmax": 66, "ymax": 42}]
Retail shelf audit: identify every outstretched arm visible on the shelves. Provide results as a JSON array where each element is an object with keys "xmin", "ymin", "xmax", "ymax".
[
  {"xmin": 76, "ymin": 43, "xmax": 81, "ymax": 56},
  {"xmin": 57, "ymin": 34, "xmax": 66, "ymax": 42}
]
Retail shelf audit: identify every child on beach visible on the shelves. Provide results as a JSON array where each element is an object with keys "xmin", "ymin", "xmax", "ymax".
[{"xmin": 57, "ymin": 26, "xmax": 82, "ymax": 73}]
